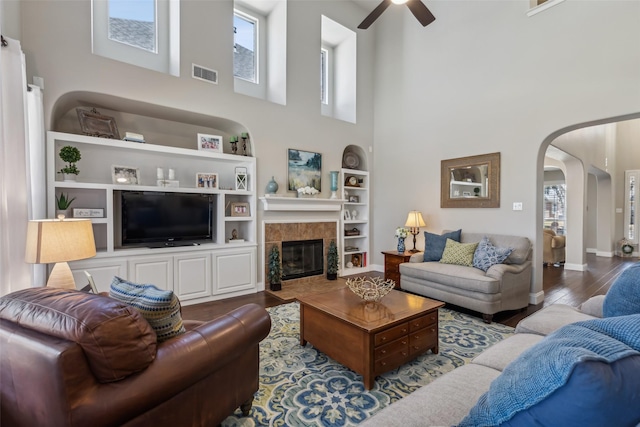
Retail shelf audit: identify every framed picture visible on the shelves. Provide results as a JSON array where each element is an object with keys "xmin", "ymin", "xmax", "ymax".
[
  {"xmin": 112, "ymin": 165, "xmax": 140, "ymax": 185},
  {"xmin": 351, "ymin": 253, "xmax": 362, "ymax": 268},
  {"xmin": 287, "ymin": 149, "xmax": 322, "ymax": 192},
  {"xmin": 230, "ymin": 202, "xmax": 250, "ymax": 217},
  {"xmin": 196, "ymin": 172, "xmax": 218, "ymax": 189},
  {"xmin": 197, "ymin": 133, "xmax": 223, "ymax": 153},
  {"xmin": 76, "ymin": 108, "xmax": 120, "ymax": 139},
  {"xmin": 348, "ymin": 195, "xmax": 360, "ymax": 203}
]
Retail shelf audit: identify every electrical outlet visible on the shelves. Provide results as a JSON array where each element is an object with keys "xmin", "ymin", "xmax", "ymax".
[{"xmin": 513, "ymin": 202, "xmax": 523, "ymax": 211}]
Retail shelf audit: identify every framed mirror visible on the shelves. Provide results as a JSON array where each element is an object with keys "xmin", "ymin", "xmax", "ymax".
[{"xmin": 441, "ymin": 152, "xmax": 500, "ymax": 208}]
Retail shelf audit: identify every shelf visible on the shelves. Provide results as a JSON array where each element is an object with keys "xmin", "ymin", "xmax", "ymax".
[
  {"xmin": 344, "ymin": 186, "xmax": 367, "ymax": 191},
  {"xmin": 259, "ymin": 196, "xmax": 344, "ymax": 212},
  {"xmin": 344, "ymin": 235, "xmax": 366, "ymax": 239},
  {"xmin": 225, "ymin": 216, "xmax": 254, "ymax": 222},
  {"xmin": 344, "ymin": 219, "xmax": 368, "ymax": 224}
]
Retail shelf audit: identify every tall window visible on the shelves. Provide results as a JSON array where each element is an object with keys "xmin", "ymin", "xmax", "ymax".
[
  {"xmin": 320, "ymin": 48, "xmax": 328, "ymax": 105},
  {"xmin": 92, "ymin": 0, "xmax": 180, "ymax": 76},
  {"xmin": 108, "ymin": 0, "xmax": 157, "ymax": 53},
  {"xmin": 544, "ymin": 184, "xmax": 566, "ymax": 235},
  {"xmin": 234, "ymin": 11, "xmax": 258, "ymax": 83}
]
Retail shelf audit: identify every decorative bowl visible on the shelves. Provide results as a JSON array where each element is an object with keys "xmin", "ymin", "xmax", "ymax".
[{"xmin": 345, "ymin": 276, "xmax": 395, "ymax": 302}]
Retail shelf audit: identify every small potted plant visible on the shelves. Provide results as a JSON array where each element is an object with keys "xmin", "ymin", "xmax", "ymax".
[
  {"xmin": 55, "ymin": 192, "xmax": 76, "ymax": 218},
  {"xmin": 326, "ymin": 240, "xmax": 339, "ymax": 280},
  {"xmin": 58, "ymin": 145, "xmax": 81, "ymax": 181},
  {"xmin": 268, "ymin": 246, "xmax": 282, "ymax": 291}
]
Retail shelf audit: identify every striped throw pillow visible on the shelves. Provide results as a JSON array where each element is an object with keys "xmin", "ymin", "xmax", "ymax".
[{"xmin": 109, "ymin": 277, "xmax": 185, "ymax": 343}]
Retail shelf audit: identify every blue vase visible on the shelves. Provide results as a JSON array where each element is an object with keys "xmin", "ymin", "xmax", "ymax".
[
  {"xmin": 397, "ymin": 238, "xmax": 405, "ymax": 254},
  {"xmin": 265, "ymin": 176, "xmax": 279, "ymax": 194}
]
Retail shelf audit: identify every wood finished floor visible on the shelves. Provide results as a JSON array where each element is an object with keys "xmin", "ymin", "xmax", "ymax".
[{"xmin": 181, "ymin": 254, "xmax": 637, "ymax": 328}]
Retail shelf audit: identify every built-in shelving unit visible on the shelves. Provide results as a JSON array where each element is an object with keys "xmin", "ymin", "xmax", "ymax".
[
  {"xmin": 340, "ymin": 168, "xmax": 370, "ymax": 275},
  {"xmin": 47, "ymin": 131, "xmax": 257, "ymax": 304}
]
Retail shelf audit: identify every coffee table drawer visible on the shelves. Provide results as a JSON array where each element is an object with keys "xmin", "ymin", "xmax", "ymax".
[
  {"xmin": 409, "ymin": 313, "xmax": 437, "ymax": 332},
  {"xmin": 374, "ymin": 336, "xmax": 409, "ymax": 360},
  {"xmin": 409, "ymin": 328, "xmax": 438, "ymax": 355},
  {"xmin": 374, "ymin": 350, "xmax": 410, "ymax": 374},
  {"xmin": 374, "ymin": 322, "xmax": 409, "ymax": 347}
]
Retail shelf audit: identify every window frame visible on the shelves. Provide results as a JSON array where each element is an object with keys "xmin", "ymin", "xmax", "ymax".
[
  {"xmin": 91, "ymin": 0, "xmax": 179, "ymax": 76},
  {"xmin": 233, "ymin": 9, "xmax": 259, "ymax": 84},
  {"xmin": 320, "ymin": 47, "xmax": 329, "ymax": 105}
]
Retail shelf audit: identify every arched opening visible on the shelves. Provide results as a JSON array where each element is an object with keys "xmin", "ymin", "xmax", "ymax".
[{"xmin": 535, "ymin": 113, "xmax": 640, "ymax": 299}]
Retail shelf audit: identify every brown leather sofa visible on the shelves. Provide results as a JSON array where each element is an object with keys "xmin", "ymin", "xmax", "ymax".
[
  {"xmin": 543, "ymin": 228, "xmax": 566, "ymax": 266},
  {"xmin": 0, "ymin": 287, "xmax": 271, "ymax": 427}
]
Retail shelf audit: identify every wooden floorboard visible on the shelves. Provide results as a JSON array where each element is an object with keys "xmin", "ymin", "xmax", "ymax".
[{"xmin": 181, "ymin": 254, "xmax": 638, "ymax": 327}]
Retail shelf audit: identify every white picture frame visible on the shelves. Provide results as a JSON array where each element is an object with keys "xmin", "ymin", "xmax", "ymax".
[
  {"xmin": 196, "ymin": 172, "xmax": 218, "ymax": 189},
  {"xmin": 112, "ymin": 165, "xmax": 140, "ymax": 185},
  {"xmin": 197, "ymin": 133, "xmax": 223, "ymax": 153}
]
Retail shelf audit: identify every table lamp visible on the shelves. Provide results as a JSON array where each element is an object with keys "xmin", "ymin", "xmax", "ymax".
[
  {"xmin": 405, "ymin": 211, "xmax": 426, "ymax": 253},
  {"xmin": 25, "ymin": 217, "xmax": 96, "ymax": 289}
]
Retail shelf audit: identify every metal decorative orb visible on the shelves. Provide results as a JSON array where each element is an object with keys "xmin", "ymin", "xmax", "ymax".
[{"xmin": 346, "ymin": 276, "xmax": 396, "ymax": 302}]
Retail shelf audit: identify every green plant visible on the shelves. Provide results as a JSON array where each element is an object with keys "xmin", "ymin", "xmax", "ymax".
[
  {"xmin": 55, "ymin": 192, "xmax": 76, "ymax": 210},
  {"xmin": 327, "ymin": 240, "xmax": 339, "ymax": 275},
  {"xmin": 58, "ymin": 145, "xmax": 81, "ymax": 175},
  {"xmin": 268, "ymin": 246, "xmax": 282, "ymax": 284}
]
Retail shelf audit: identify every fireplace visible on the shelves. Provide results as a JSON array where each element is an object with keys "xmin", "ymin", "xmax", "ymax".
[{"xmin": 281, "ymin": 239, "xmax": 324, "ymax": 280}]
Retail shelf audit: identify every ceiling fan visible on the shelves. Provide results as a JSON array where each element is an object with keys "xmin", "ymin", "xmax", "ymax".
[{"xmin": 358, "ymin": 0, "xmax": 435, "ymax": 29}]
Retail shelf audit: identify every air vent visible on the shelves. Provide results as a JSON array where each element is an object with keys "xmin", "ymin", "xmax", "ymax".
[{"xmin": 192, "ymin": 64, "xmax": 218, "ymax": 84}]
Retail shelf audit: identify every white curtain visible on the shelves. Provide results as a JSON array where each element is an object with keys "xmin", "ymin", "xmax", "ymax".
[{"xmin": 0, "ymin": 37, "xmax": 43, "ymax": 295}]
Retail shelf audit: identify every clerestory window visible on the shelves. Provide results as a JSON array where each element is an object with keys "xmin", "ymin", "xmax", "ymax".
[
  {"xmin": 92, "ymin": 0, "xmax": 180, "ymax": 76},
  {"xmin": 234, "ymin": 11, "xmax": 258, "ymax": 83}
]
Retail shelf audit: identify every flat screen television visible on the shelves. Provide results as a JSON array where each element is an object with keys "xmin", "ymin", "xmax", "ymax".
[{"xmin": 120, "ymin": 191, "xmax": 214, "ymax": 247}]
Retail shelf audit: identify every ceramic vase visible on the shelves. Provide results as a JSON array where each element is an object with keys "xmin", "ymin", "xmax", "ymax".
[
  {"xmin": 265, "ymin": 176, "xmax": 279, "ymax": 194},
  {"xmin": 397, "ymin": 237, "xmax": 406, "ymax": 254},
  {"xmin": 329, "ymin": 171, "xmax": 339, "ymax": 199}
]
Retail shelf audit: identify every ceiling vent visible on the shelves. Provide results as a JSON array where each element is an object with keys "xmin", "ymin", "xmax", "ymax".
[{"xmin": 192, "ymin": 64, "xmax": 218, "ymax": 84}]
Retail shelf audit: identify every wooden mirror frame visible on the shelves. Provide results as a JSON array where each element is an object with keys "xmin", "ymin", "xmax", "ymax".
[{"xmin": 441, "ymin": 152, "xmax": 500, "ymax": 208}]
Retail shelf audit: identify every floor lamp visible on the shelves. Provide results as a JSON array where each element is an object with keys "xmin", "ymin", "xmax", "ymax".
[
  {"xmin": 405, "ymin": 211, "xmax": 426, "ymax": 253},
  {"xmin": 25, "ymin": 218, "xmax": 96, "ymax": 289}
]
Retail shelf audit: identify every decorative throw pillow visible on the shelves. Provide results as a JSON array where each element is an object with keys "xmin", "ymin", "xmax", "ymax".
[
  {"xmin": 439, "ymin": 239, "xmax": 479, "ymax": 267},
  {"xmin": 603, "ymin": 262, "xmax": 640, "ymax": 317},
  {"xmin": 423, "ymin": 229, "xmax": 462, "ymax": 262},
  {"xmin": 472, "ymin": 236, "xmax": 514, "ymax": 272},
  {"xmin": 109, "ymin": 277, "xmax": 186, "ymax": 343}
]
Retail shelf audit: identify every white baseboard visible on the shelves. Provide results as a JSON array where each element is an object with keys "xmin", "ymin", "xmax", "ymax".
[
  {"xmin": 564, "ymin": 263, "xmax": 587, "ymax": 271},
  {"xmin": 370, "ymin": 263, "xmax": 384, "ymax": 273},
  {"xmin": 529, "ymin": 291, "xmax": 544, "ymax": 305},
  {"xmin": 586, "ymin": 248, "xmax": 597, "ymax": 254},
  {"xmin": 596, "ymin": 251, "xmax": 614, "ymax": 258}
]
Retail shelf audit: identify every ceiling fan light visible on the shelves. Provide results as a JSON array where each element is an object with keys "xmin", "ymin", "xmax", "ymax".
[{"xmin": 391, "ymin": 0, "xmax": 408, "ymax": 4}]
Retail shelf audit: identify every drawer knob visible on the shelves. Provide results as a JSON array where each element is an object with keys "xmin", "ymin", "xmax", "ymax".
[
  {"xmin": 402, "ymin": 328, "xmax": 407, "ymax": 333},
  {"xmin": 381, "ymin": 350, "xmax": 386, "ymax": 354},
  {"xmin": 381, "ymin": 337, "xmax": 387, "ymax": 341},
  {"xmin": 381, "ymin": 362, "xmax": 386, "ymax": 366},
  {"xmin": 402, "ymin": 352, "xmax": 407, "ymax": 356},
  {"xmin": 402, "ymin": 340, "xmax": 407, "ymax": 345},
  {"xmin": 431, "ymin": 328, "xmax": 436, "ymax": 333}
]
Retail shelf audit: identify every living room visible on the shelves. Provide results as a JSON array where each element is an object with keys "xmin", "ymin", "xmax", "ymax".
[{"xmin": 1, "ymin": 0, "xmax": 639, "ymax": 425}]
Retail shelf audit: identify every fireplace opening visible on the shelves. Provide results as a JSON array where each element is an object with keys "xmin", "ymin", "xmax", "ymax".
[{"xmin": 282, "ymin": 239, "xmax": 324, "ymax": 280}]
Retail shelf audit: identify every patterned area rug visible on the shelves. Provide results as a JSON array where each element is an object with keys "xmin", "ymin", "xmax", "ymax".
[{"xmin": 222, "ymin": 302, "xmax": 513, "ymax": 427}]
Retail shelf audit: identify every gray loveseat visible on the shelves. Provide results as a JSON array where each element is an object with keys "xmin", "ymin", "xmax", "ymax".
[
  {"xmin": 360, "ymin": 294, "xmax": 639, "ymax": 426},
  {"xmin": 400, "ymin": 232, "xmax": 532, "ymax": 323}
]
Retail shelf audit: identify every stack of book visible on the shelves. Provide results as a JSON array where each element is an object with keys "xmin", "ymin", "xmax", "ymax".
[{"xmin": 123, "ymin": 132, "xmax": 145, "ymax": 143}]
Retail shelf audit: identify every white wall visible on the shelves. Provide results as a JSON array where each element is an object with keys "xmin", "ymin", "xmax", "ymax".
[
  {"xmin": 15, "ymin": 0, "xmax": 376, "ymax": 284},
  {"xmin": 371, "ymin": 1, "xmax": 640, "ymax": 300}
]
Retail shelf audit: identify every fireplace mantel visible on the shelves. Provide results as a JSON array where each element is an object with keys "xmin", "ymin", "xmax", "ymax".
[{"xmin": 259, "ymin": 196, "xmax": 345, "ymax": 212}]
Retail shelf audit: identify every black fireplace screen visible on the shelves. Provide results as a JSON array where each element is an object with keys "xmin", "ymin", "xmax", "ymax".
[{"xmin": 281, "ymin": 239, "xmax": 324, "ymax": 280}]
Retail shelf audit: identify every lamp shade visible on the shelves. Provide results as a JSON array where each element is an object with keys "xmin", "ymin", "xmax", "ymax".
[
  {"xmin": 405, "ymin": 211, "xmax": 426, "ymax": 228},
  {"xmin": 25, "ymin": 218, "xmax": 96, "ymax": 264}
]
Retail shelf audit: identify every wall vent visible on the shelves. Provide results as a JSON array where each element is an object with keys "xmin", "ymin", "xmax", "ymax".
[{"xmin": 192, "ymin": 64, "xmax": 218, "ymax": 84}]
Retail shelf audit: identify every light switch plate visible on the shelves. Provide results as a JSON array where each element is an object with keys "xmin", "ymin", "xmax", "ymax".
[{"xmin": 513, "ymin": 202, "xmax": 523, "ymax": 211}]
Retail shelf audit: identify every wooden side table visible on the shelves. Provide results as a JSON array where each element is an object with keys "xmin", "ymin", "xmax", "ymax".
[{"xmin": 381, "ymin": 250, "xmax": 415, "ymax": 289}]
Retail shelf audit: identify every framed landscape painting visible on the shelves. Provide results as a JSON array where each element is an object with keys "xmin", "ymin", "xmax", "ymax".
[{"xmin": 287, "ymin": 149, "xmax": 322, "ymax": 192}]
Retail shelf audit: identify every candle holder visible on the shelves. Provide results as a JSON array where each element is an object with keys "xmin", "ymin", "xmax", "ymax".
[
  {"xmin": 230, "ymin": 136, "xmax": 238, "ymax": 154},
  {"xmin": 241, "ymin": 132, "xmax": 249, "ymax": 156}
]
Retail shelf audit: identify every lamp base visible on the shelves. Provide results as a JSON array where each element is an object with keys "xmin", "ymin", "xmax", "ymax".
[
  {"xmin": 408, "ymin": 249, "xmax": 420, "ymax": 253},
  {"xmin": 47, "ymin": 262, "xmax": 77, "ymax": 289},
  {"xmin": 330, "ymin": 190, "xmax": 338, "ymax": 199}
]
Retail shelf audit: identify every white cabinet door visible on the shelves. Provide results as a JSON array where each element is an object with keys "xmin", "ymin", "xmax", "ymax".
[
  {"xmin": 213, "ymin": 248, "xmax": 256, "ymax": 295},
  {"xmin": 174, "ymin": 252, "xmax": 211, "ymax": 301},
  {"xmin": 70, "ymin": 258, "xmax": 127, "ymax": 293},
  {"xmin": 128, "ymin": 255, "xmax": 173, "ymax": 290}
]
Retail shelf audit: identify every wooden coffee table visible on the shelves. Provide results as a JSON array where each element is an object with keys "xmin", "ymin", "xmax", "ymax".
[{"xmin": 298, "ymin": 287, "xmax": 444, "ymax": 389}]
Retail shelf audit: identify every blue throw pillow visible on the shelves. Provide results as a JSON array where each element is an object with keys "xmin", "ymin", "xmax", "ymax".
[
  {"xmin": 603, "ymin": 262, "xmax": 640, "ymax": 317},
  {"xmin": 423, "ymin": 229, "xmax": 461, "ymax": 262},
  {"xmin": 472, "ymin": 236, "xmax": 513, "ymax": 272},
  {"xmin": 502, "ymin": 355, "xmax": 640, "ymax": 427},
  {"xmin": 110, "ymin": 277, "xmax": 186, "ymax": 343}
]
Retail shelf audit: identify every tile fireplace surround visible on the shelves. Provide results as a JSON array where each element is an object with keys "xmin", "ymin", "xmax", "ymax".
[{"xmin": 264, "ymin": 221, "xmax": 338, "ymax": 286}]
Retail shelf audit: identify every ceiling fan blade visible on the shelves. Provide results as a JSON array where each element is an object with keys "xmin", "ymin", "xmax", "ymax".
[
  {"xmin": 358, "ymin": 0, "xmax": 392, "ymax": 29},
  {"xmin": 406, "ymin": 0, "xmax": 436, "ymax": 27}
]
